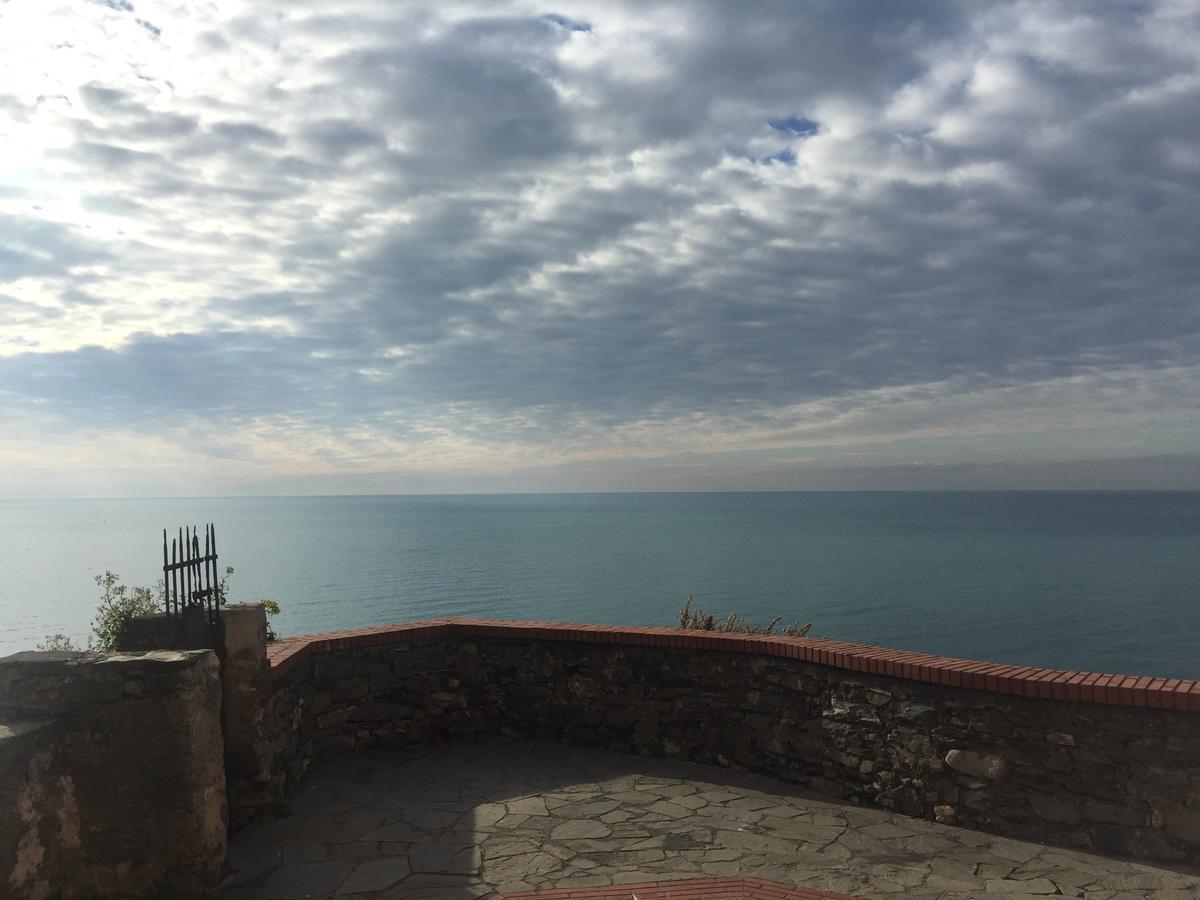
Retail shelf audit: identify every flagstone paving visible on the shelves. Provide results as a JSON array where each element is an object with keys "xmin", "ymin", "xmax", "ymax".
[{"xmin": 220, "ymin": 738, "xmax": 1200, "ymax": 900}]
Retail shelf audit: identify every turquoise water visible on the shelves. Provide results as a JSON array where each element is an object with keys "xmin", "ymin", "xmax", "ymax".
[{"xmin": 1, "ymin": 492, "xmax": 1197, "ymax": 677}]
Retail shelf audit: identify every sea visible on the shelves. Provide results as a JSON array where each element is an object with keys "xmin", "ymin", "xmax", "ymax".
[{"xmin": 1, "ymin": 492, "xmax": 1197, "ymax": 678}]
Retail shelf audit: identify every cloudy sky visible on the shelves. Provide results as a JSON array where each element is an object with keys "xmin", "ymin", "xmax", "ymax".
[{"xmin": 1, "ymin": 0, "xmax": 1197, "ymax": 496}]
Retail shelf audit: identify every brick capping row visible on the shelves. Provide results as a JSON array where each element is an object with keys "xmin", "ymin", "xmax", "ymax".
[
  {"xmin": 265, "ymin": 616, "xmax": 1200, "ymax": 710},
  {"xmin": 490, "ymin": 876, "xmax": 853, "ymax": 899}
]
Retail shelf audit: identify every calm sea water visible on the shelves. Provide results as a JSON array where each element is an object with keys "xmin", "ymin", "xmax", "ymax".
[{"xmin": 1, "ymin": 492, "xmax": 1197, "ymax": 677}]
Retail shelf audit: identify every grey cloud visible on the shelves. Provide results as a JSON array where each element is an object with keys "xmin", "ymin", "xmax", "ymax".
[
  {"xmin": 69, "ymin": 140, "xmax": 157, "ymax": 169},
  {"xmin": 0, "ymin": 293, "xmax": 65, "ymax": 323},
  {"xmin": 131, "ymin": 111, "xmax": 198, "ymax": 139},
  {"xmin": 81, "ymin": 194, "xmax": 146, "ymax": 216},
  {"xmin": 0, "ymin": 332, "xmax": 336, "ymax": 422},
  {"xmin": 328, "ymin": 18, "xmax": 576, "ymax": 182},
  {"xmin": 210, "ymin": 121, "xmax": 286, "ymax": 147},
  {"xmin": 0, "ymin": 94, "xmax": 31, "ymax": 123},
  {"xmin": 3, "ymin": 1, "xmax": 1198, "ymax": 489},
  {"xmin": 0, "ymin": 216, "xmax": 111, "ymax": 282},
  {"xmin": 79, "ymin": 84, "xmax": 134, "ymax": 113},
  {"xmin": 299, "ymin": 119, "xmax": 383, "ymax": 160},
  {"xmin": 197, "ymin": 30, "xmax": 230, "ymax": 51},
  {"xmin": 76, "ymin": 85, "xmax": 199, "ymax": 140}
]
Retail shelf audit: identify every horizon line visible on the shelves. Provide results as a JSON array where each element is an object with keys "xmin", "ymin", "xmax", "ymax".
[{"xmin": 3, "ymin": 487, "xmax": 1199, "ymax": 502}]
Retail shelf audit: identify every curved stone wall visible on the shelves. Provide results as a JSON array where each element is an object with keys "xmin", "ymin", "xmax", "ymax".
[{"xmin": 258, "ymin": 618, "xmax": 1200, "ymax": 867}]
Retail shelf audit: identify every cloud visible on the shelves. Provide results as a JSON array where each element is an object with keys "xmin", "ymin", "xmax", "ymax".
[{"xmin": 0, "ymin": 0, "xmax": 1198, "ymax": 493}]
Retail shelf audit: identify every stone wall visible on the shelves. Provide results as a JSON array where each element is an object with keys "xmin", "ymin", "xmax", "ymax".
[
  {"xmin": 115, "ymin": 604, "xmax": 272, "ymax": 832},
  {"xmin": 7, "ymin": 614, "xmax": 1195, "ymax": 894},
  {"xmin": 212, "ymin": 605, "xmax": 275, "ymax": 832},
  {"xmin": 250, "ymin": 633, "xmax": 460, "ymax": 820},
  {"xmin": 119, "ymin": 611, "xmax": 189, "ymax": 651},
  {"xmin": 259, "ymin": 619, "xmax": 1200, "ymax": 868},
  {"xmin": 0, "ymin": 649, "xmax": 227, "ymax": 899},
  {"xmin": 218, "ymin": 644, "xmax": 315, "ymax": 829}
]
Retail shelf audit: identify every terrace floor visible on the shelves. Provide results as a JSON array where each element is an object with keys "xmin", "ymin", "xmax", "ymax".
[{"xmin": 220, "ymin": 738, "xmax": 1200, "ymax": 900}]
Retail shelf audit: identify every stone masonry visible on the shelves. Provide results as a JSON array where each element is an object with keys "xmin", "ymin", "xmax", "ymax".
[
  {"xmin": 252, "ymin": 619, "xmax": 1200, "ymax": 868},
  {"xmin": 118, "ymin": 603, "xmax": 276, "ymax": 832},
  {"xmin": 0, "ymin": 648, "xmax": 227, "ymax": 899},
  {"xmin": 7, "ymin": 613, "xmax": 1197, "ymax": 898}
]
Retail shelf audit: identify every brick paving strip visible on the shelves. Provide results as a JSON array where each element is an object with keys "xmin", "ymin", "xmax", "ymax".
[
  {"xmin": 492, "ymin": 875, "xmax": 852, "ymax": 898},
  {"xmin": 220, "ymin": 738, "xmax": 1200, "ymax": 899}
]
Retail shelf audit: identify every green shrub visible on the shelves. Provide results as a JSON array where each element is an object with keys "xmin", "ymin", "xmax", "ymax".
[
  {"xmin": 677, "ymin": 595, "xmax": 813, "ymax": 637},
  {"xmin": 259, "ymin": 598, "xmax": 282, "ymax": 642},
  {"xmin": 88, "ymin": 571, "xmax": 163, "ymax": 652},
  {"xmin": 38, "ymin": 566, "xmax": 282, "ymax": 653},
  {"xmin": 213, "ymin": 565, "xmax": 234, "ymax": 606}
]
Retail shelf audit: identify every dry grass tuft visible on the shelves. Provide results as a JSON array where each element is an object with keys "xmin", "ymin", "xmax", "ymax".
[{"xmin": 677, "ymin": 595, "xmax": 813, "ymax": 637}]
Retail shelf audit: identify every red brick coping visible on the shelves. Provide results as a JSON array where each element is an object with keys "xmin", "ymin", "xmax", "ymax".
[
  {"xmin": 490, "ymin": 876, "xmax": 853, "ymax": 899},
  {"xmin": 266, "ymin": 616, "xmax": 1200, "ymax": 710}
]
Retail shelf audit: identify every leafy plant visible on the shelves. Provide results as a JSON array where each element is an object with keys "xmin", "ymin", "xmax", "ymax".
[
  {"xmin": 259, "ymin": 598, "xmax": 282, "ymax": 642},
  {"xmin": 88, "ymin": 571, "xmax": 163, "ymax": 652},
  {"xmin": 678, "ymin": 595, "xmax": 813, "ymax": 637},
  {"xmin": 214, "ymin": 565, "xmax": 235, "ymax": 606},
  {"xmin": 37, "ymin": 565, "xmax": 282, "ymax": 654}
]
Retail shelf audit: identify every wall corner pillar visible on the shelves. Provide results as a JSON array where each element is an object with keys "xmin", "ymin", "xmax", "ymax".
[{"xmin": 218, "ymin": 603, "xmax": 272, "ymax": 831}]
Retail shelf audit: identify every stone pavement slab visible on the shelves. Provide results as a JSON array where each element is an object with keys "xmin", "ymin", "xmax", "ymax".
[
  {"xmin": 220, "ymin": 738, "xmax": 1200, "ymax": 899},
  {"xmin": 492, "ymin": 876, "xmax": 852, "ymax": 898}
]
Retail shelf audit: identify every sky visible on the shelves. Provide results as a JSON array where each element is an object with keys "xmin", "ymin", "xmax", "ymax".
[{"xmin": 0, "ymin": 0, "xmax": 1198, "ymax": 496}]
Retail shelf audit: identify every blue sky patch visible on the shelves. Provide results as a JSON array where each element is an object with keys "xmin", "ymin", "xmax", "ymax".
[
  {"xmin": 543, "ymin": 13, "xmax": 591, "ymax": 32},
  {"xmin": 768, "ymin": 115, "xmax": 819, "ymax": 137}
]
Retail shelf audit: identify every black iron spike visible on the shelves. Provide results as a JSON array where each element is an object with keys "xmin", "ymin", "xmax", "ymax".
[
  {"xmin": 203, "ymin": 525, "xmax": 212, "ymax": 619},
  {"xmin": 162, "ymin": 529, "xmax": 169, "ymax": 614},
  {"xmin": 185, "ymin": 526, "xmax": 193, "ymax": 606}
]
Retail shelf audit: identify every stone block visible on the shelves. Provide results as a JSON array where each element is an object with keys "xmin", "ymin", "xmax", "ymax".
[
  {"xmin": 985, "ymin": 877, "xmax": 1059, "ymax": 894},
  {"xmin": 945, "ymin": 749, "xmax": 1006, "ymax": 780},
  {"xmin": 368, "ymin": 658, "xmax": 395, "ymax": 691},
  {"xmin": 933, "ymin": 803, "xmax": 956, "ymax": 824},
  {"xmin": 144, "ymin": 672, "xmax": 183, "ymax": 696},
  {"xmin": 1165, "ymin": 807, "xmax": 1200, "ymax": 845},
  {"xmin": 221, "ymin": 604, "xmax": 268, "ymax": 663},
  {"xmin": 119, "ymin": 614, "xmax": 182, "ymax": 651},
  {"xmin": 317, "ymin": 707, "xmax": 352, "ymax": 730},
  {"xmin": 332, "ymin": 677, "xmax": 368, "ymax": 702},
  {"xmin": 319, "ymin": 734, "xmax": 356, "ymax": 755},
  {"xmin": 865, "ymin": 688, "xmax": 894, "ymax": 707},
  {"xmin": 1090, "ymin": 823, "xmax": 1137, "ymax": 856},
  {"xmin": 64, "ymin": 676, "xmax": 125, "ymax": 703},
  {"xmin": 1083, "ymin": 800, "xmax": 1145, "ymax": 827},
  {"xmin": 1028, "ymin": 791, "xmax": 1082, "ymax": 825},
  {"xmin": 314, "ymin": 657, "xmax": 357, "ymax": 684},
  {"xmin": 392, "ymin": 646, "xmax": 445, "ymax": 675}
]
